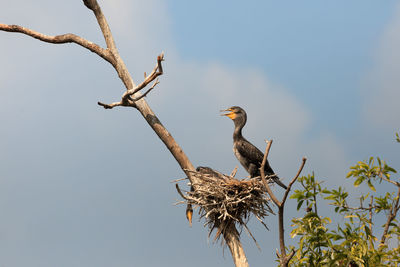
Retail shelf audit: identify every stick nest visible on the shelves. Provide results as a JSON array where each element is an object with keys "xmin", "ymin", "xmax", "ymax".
[{"xmin": 175, "ymin": 167, "xmax": 275, "ymax": 246}]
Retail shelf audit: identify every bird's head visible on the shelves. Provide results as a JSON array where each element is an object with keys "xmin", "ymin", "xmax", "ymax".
[{"xmin": 220, "ymin": 106, "xmax": 246, "ymax": 121}]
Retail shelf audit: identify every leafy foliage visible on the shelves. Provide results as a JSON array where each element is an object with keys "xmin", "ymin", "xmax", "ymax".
[{"xmin": 287, "ymin": 133, "xmax": 400, "ymax": 266}]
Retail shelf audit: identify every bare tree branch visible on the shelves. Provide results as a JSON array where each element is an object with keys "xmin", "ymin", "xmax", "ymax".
[
  {"xmin": 282, "ymin": 157, "xmax": 307, "ymax": 205},
  {"xmin": 98, "ymin": 53, "xmax": 164, "ymax": 109},
  {"xmin": 0, "ymin": 23, "xmax": 114, "ymax": 64},
  {"xmin": 259, "ymin": 140, "xmax": 306, "ymax": 267},
  {"xmin": 380, "ymin": 186, "xmax": 400, "ymax": 246},
  {"xmin": 97, "ymin": 101, "xmax": 124, "ymax": 109},
  {"xmin": 0, "ymin": 1, "xmax": 196, "ymax": 186},
  {"xmin": 0, "ymin": 1, "xmax": 249, "ymax": 265},
  {"xmin": 82, "ymin": 1, "xmax": 200, "ymax": 187},
  {"xmin": 261, "ymin": 139, "xmax": 273, "ymax": 170},
  {"xmin": 286, "ymin": 249, "xmax": 296, "ymax": 263},
  {"xmin": 125, "ymin": 53, "xmax": 164, "ymax": 97},
  {"xmin": 223, "ymin": 225, "xmax": 250, "ymax": 267},
  {"xmin": 129, "ymin": 79, "xmax": 159, "ymax": 102},
  {"xmin": 260, "ymin": 140, "xmax": 282, "ymax": 207},
  {"xmin": 378, "ymin": 172, "xmax": 400, "ymax": 187},
  {"xmin": 83, "ymin": 0, "xmax": 118, "ymax": 55},
  {"xmin": 175, "ymin": 184, "xmax": 190, "ymax": 200}
]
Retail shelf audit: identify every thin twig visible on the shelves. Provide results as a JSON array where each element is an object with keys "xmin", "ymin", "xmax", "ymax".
[
  {"xmin": 129, "ymin": 79, "xmax": 159, "ymax": 102},
  {"xmin": 261, "ymin": 139, "xmax": 273, "ymax": 168},
  {"xmin": 380, "ymin": 186, "xmax": 400, "ymax": 246},
  {"xmin": 175, "ymin": 168, "xmax": 273, "ymax": 246},
  {"xmin": 241, "ymin": 219, "xmax": 261, "ymax": 250},
  {"xmin": 170, "ymin": 177, "xmax": 188, "ymax": 183},
  {"xmin": 378, "ymin": 173, "xmax": 400, "ymax": 187},
  {"xmin": 369, "ymin": 195, "xmax": 374, "ymax": 250},
  {"xmin": 332, "ymin": 203, "xmax": 379, "ymax": 212},
  {"xmin": 286, "ymin": 249, "xmax": 296, "ymax": 263},
  {"xmin": 260, "ymin": 140, "xmax": 282, "ymax": 207},
  {"xmin": 125, "ymin": 53, "xmax": 164, "ymax": 97},
  {"xmin": 175, "ymin": 184, "xmax": 189, "ymax": 201},
  {"xmin": 259, "ymin": 140, "xmax": 306, "ymax": 267},
  {"xmin": 230, "ymin": 166, "xmax": 238, "ymax": 177},
  {"xmin": 97, "ymin": 101, "xmax": 124, "ymax": 109},
  {"xmin": 282, "ymin": 157, "xmax": 307, "ymax": 205},
  {"xmin": 98, "ymin": 53, "xmax": 164, "ymax": 109}
]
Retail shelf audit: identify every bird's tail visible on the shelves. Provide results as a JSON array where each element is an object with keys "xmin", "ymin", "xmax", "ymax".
[{"xmin": 272, "ymin": 176, "xmax": 287, "ymax": 190}]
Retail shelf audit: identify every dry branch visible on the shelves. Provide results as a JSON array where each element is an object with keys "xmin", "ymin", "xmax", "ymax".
[
  {"xmin": 0, "ymin": 1, "xmax": 248, "ymax": 266},
  {"xmin": 175, "ymin": 168, "xmax": 275, "ymax": 246},
  {"xmin": 98, "ymin": 53, "xmax": 164, "ymax": 109},
  {"xmin": 260, "ymin": 140, "xmax": 306, "ymax": 267},
  {"xmin": 260, "ymin": 140, "xmax": 282, "ymax": 207},
  {"xmin": 0, "ymin": 23, "xmax": 114, "ymax": 64}
]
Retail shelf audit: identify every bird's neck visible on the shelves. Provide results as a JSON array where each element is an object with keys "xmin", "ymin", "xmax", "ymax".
[{"xmin": 233, "ymin": 118, "xmax": 245, "ymax": 141}]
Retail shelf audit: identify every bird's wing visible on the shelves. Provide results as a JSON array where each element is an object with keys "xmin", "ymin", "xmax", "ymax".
[
  {"xmin": 196, "ymin": 166, "xmax": 227, "ymax": 180},
  {"xmin": 236, "ymin": 139, "xmax": 264, "ymax": 167},
  {"xmin": 236, "ymin": 139, "xmax": 275, "ymax": 175}
]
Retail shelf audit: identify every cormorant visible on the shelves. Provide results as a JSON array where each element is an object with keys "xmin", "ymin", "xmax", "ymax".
[{"xmin": 221, "ymin": 106, "xmax": 287, "ymax": 189}]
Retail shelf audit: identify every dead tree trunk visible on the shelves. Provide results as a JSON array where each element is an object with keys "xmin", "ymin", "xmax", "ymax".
[
  {"xmin": 224, "ymin": 225, "xmax": 249, "ymax": 267},
  {"xmin": 0, "ymin": 1, "xmax": 248, "ymax": 266}
]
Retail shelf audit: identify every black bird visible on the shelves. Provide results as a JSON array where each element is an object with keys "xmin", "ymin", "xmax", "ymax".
[{"xmin": 221, "ymin": 106, "xmax": 287, "ymax": 189}]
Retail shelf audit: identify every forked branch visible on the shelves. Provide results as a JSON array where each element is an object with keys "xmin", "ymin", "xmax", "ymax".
[
  {"xmin": 259, "ymin": 140, "xmax": 306, "ymax": 267},
  {"xmin": 260, "ymin": 140, "xmax": 281, "ymax": 207},
  {"xmin": 98, "ymin": 52, "xmax": 164, "ymax": 109},
  {"xmin": 0, "ymin": 1, "xmax": 247, "ymax": 266}
]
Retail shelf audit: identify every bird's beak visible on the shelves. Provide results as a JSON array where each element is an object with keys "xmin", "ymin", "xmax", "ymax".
[{"xmin": 220, "ymin": 108, "xmax": 236, "ymax": 120}]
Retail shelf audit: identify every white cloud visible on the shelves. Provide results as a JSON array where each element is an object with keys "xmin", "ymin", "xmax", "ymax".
[
  {"xmin": 363, "ymin": 2, "xmax": 400, "ymax": 130},
  {"xmin": 148, "ymin": 53, "xmax": 351, "ymax": 185},
  {"xmin": 0, "ymin": 1, "xmax": 354, "ymax": 266},
  {"xmin": 95, "ymin": 0, "xmax": 350, "ymax": 184}
]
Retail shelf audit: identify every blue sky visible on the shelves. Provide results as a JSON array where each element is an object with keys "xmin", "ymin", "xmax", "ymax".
[{"xmin": 1, "ymin": 1, "xmax": 400, "ymax": 266}]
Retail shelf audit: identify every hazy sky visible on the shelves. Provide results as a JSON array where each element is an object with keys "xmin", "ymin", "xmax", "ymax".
[{"xmin": 1, "ymin": 1, "xmax": 399, "ymax": 266}]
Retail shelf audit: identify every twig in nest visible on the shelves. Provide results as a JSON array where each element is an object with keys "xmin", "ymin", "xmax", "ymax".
[
  {"xmin": 175, "ymin": 167, "xmax": 275, "ymax": 247},
  {"xmin": 230, "ymin": 166, "xmax": 238, "ymax": 177}
]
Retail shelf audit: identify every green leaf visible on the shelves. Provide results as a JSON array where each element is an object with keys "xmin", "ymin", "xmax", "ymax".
[
  {"xmin": 324, "ymin": 194, "xmax": 336, "ymax": 200},
  {"xmin": 386, "ymin": 166, "xmax": 397, "ymax": 173},
  {"xmin": 297, "ymin": 200, "xmax": 304, "ymax": 211},
  {"xmin": 335, "ymin": 206, "xmax": 339, "ymax": 212},
  {"xmin": 369, "ymin": 157, "xmax": 374, "ymax": 165},
  {"xmin": 354, "ymin": 177, "xmax": 364, "ymax": 187},
  {"xmin": 367, "ymin": 179, "xmax": 376, "ymax": 192},
  {"xmin": 290, "ymin": 191, "xmax": 304, "ymax": 200}
]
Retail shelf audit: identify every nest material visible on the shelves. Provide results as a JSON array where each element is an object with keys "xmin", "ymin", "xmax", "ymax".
[{"xmin": 176, "ymin": 167, "xmax": 275, "ymax": 246}]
